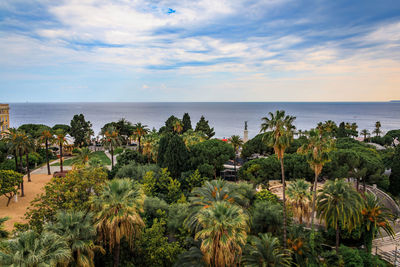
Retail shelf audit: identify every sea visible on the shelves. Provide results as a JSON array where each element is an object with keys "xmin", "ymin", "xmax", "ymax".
[{"xmin": 8, "ymin": 102, "xmax": 400, "ymax": 139}]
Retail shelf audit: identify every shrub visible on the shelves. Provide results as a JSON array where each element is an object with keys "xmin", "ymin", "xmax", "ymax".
[
  {"xmin": 340, "ymin": 245, "xmax": 363, "ymax": 267},
  {"xmin": 255, "ymin": 189, "xmax": 278, "ymax": 203}
]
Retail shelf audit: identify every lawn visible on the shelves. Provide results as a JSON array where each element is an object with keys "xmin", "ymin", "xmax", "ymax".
[{"xmin": 52, "ymin": 151, "xmax": 111, "ymax": 166}]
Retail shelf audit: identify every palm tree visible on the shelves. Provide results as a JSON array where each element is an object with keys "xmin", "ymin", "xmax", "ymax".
[
  {"xmin": 102, "ymin": 126, "xmax": 122, "ymax": 169},
  {"xmin": 360, "ymin": 129, "xmax": 370, "ymax": 141},
  {"xmin": 186, "ymin": 180, "xmax": 244, "ymax": 233},
  {"xmin": 0, "ymin": 230, "xmax": 71, "ymax": 266},
  {"xmin": 374, "ymin": 121, "xmax": 382, "ymax": 137},
  {"xmin": 73, "ymin": 147, "xmax": 92, "ymax": 166},
  {"xmin": 91, "ymin": 179, "xmax": 145, "ymax": 267},
  {"xmin": 260, "ymin": 110, "xmax": 296, "ymax": 248},
  {"xmin": 18, "ymin": 132, "xmax": 35, "ymax": 182},
  {"xmin": 298, "ymin": 129, "xmax": 334, "ymax": 238},
  {"xmin": 6, "ymin": 131, "xmax": 28, "ymax": 196},
  {"xmin": 242, "ymin": 233, "xmax": 292, "ymax": 267},
  {"xmin": 39, "ymin": 129, "xmax": 55, "ymax": 175},
  {"xmin": 195, "ymin": 201, "xmax": 249, "ymax": 267},
  {"xmin": 55, "ymin": 130, "xmax": 68, "ymax": 172},
  {"xmin": 173, "ymin": 120, "xmax": 183, "ymax": 134},
  {"xmin": 132, "ymin": 123, "xmax": 149, "ymax": 153},
  {"xmin": 45, "ymin": 210, "xmax": 102, "ymax": 267},
  {"xmin": 5, "ymin": 128, "xmax": 19, "ymax": 173},
  {"xmin": 229, "ymin": 135, "xmax": 243, "ymax": 180},
  {"xmin": 316, "ymin": 179, "xmax": 363, "ymax": 253},
  {"xmin": 361, "ymin": 193, "xmax": 395, "ymax": 254},
  {"xmin": 286, "ymin": 179, "xmax": 311, "ymax": 224}
]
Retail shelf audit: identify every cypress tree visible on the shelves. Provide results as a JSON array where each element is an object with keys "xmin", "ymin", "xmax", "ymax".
[
  {"xmin": 182, "ymin": 113, "xmax": 192, "ymax": 133},
  {"xmin": 195, "ymin": 116, "xmax": 215, "ymax": 139},
  {"xmin": 163, "ymin": 135, "xmax": 189, "ymax": 178},
  {"xmin": 389, "ymin": 145, "xmax": 400, "ymax": 196},
  {"xmin": 157, "ymin": 133, "xmax": 172, "ymax": 166}
]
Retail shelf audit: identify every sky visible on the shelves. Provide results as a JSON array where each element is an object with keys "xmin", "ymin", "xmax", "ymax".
[{"xmin": 0, "ymin": 0, "xmax": 400, "ymax": 102}]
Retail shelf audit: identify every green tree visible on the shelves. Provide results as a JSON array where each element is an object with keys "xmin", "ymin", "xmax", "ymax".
[
  {"xmin": 45, "ymin": 210, "xmax": 101, "ymax": 267},
  {"xmin": 91, "ymin": 179, "xmax": 145, "ymax": 267},
  {"xmin": 250, "ymin": 201, "xmax": 283, "ymax": 235},
  {"xmin": 52, "ymin": 124, "xmax": 71, "ymax": 134},
  {"xmin": 298, "ymin": 129, "xmax": 334, "ymax": 245},
  {"xmin": 0, "ymin": 230, "xmax": 71, "ymax": 266},
  {"xmin": 55, "ymin": 129, "xmax": 68, "ymax": 172},
  {"xmin": 20, "ymin": 132, "xmax": 35, "ymax": 182},
  {"xmin": 195, "ymin": 201, "xmax": 249, "ymax": 267},
  {"xmin": 260, "ymin": 110, "xmax": 296, "ymax": 248},
  {"xmin": 182, "ymin": 113, "xmax": 192, "ymax": 133},
  {"xmin": 286, "ymin": 179, "xmax": 311, "ymax": 224},
  {"xmin": 189, "ymin": 139, "xmax": 234, "ymax": 178},
  {"xmin": 136, "ymin": 218, "xmax": 183, "ymax": 267},
  {"xmin": 102, "ymin": 126, "xmax": 123, "ymax": 169},
  {"xmin": 389, "ymin": 145, "xmax": 400, "ymax": 196},
  {"xmin": 133, "ymin": 122, "xmax": 149, "ymax": 153},
  {"xmin": 229, "ymin": 135, "xmax": 243, "ymax": 179},
  {"xmin": 162, "ymin": 134, "xmax": 189, "ymax": 178},
  {"xmin": 70, "ymin": 114, "xmax": 93, "ymax": 147},
  {"xmin": 361, "ymin": 193, "xmax": 395, "ymax": 255},
  {"xmin": 39, "ymin": 129, "xmax": 55, "ymax": 175},
  {"xmin": 173, "ymin": 120, "xmax": 183, "ymax": 134},
  {"xmin": 0, "ymin": 217, "xmax": 8, "ymax": 239},
  {"xmin": 18, "ymin": 124, "xmax": 51, "ymax": 139},
  {"xmin": 242, "ymin": 233, "xmax": 292, "ymax": 267},
  {"xmin": 373, "ymin": 121, "xmax": 382, "ymax": 137},
  {"xmin": 195, "ymin": 116, "xmax": 215, "ymax": 139},
  {"xmin": 316, "ymin": 179, "xmax": 363, "ymax": 253},
  {"xmin": 0, "ymin": 170, "xmax": 23, "ymax": 206},
  {"xmin": 26, "ymin": 167, "xmax": 107, "ymax": 232},
  {"xmin": 360, "ymin": 129, "xmax": 370, "ymax": 140},
  {"xmin": 4, "ymin": 128, "xmax": 20, "ymax": 173}
]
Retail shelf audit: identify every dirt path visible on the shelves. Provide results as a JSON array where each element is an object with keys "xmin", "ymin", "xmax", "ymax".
[{"xmin": 0, "ymin": 174, "xmax": 52, "ymax": 231}]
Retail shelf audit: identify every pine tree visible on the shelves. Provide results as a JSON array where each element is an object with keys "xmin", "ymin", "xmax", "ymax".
[
  {"xmin": 195, "ymin": 116, "xmax": 215, "ymax": 139},
  {"xmin": 389, "ymin": 145, "xmax": 400, "ymax": 196},
  {"xmin": 182, "ymin": 113, "xmax": 192, "ymax": 133}
]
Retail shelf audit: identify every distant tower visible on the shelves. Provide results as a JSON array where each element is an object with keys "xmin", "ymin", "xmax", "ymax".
[
  {"xmin": 243, "ymin": 121, "xmax": 248, "ymax": 143},
  {"xmin": 0, "ymin": 104, "xmax": 10, "ymax": 133}
]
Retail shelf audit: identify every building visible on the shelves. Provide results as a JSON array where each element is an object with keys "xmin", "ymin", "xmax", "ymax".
[{"xmin": 0, "ymin": 104, "xmax": 10, "ymax": 132}]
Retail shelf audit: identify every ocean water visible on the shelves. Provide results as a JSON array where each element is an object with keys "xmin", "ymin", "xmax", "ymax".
[{"xmin": 8, "ymin": 102, "xmax": 400, "ymax": 138}]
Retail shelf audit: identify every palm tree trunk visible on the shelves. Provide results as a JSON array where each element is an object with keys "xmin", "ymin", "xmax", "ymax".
[
  {"xmin": 234, "ymin": 156, "xmax": 237, "ymax": 181},
  {"xmin": 138, "ymin": 136, "xmax": 141, "ymax": 153},
  {"xmin": 113, "ymin": 242, "xmax": 120, "ymax": 267},
  {"xmin": 45, "ymin": 139, "xmax": 51, "ymax": 175},
  {"xmin": 310, "ymin": 171, "xmax": 318, "ymax": 229},
  {"xmin": 60, "ymin": 143, "xmax": 63, "ymax": 172},
  {"xmin": 356, "ymin": 177, "xmax": 359, "ymax": 192},
  {"xmin": 363, "ymin": 177, "xmax": 366, "ymax": 193},
  {"xmin": 19, "ymin": 152, "xmax": 24, "ymax": 197},
  {"xmin": 14, "ymin": 152, "xmax": 18, "ymax": 172},
  {"xmin": 26, "ymin": 153, "xmax": 31, "ymax": 182},
  {"xmin": 336, "ymin": 222, "xmax": 340, "ymax": 254},
  {"xmin": 280, "ymin": 157, "xmax": 287, "ymax": 249},
  {"xmin": 111, "ymin": 147, "xmax": 114, "ymax": 169}
]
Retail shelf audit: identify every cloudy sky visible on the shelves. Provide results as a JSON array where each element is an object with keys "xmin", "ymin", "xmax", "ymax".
[{"xmin": 1, "ymin": 0, "xmax": 400, "ymax": 102}]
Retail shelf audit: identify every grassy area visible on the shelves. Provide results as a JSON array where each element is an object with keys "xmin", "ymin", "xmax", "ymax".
[{"xmin": 52, "ymin": 151, "xmax": 111, "ymax": 166}]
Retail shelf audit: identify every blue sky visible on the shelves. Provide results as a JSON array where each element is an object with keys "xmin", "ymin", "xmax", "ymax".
[{"xmin": 1, "ymin": 0, "xmax": 399, "ymax": 102}]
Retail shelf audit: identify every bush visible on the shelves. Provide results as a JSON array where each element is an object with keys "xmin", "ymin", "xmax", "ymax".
[
  {"xmin": 250, "ymin": 201, "xmax": 283, "ymax": 234},
  {"xmin": 340, "ymin": 245, "xmax": 363, "ymax": 267},
  {"xmin": 143, "ymin": 196, "xmax": 169, "ymax": 225},
  {"xmin": 115, "ymin": 162, "xmax": 160, "ymax": 181},
  {"xmin": 254, "ymin": 189, "xmax": 278, "ymax": 203}
]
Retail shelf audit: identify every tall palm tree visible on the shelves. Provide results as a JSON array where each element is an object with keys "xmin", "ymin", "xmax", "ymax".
[
  {"xmin": 298, "ymin": 129, "xmax": 334, "ymax": 237},
  {"xmin": 73, "ymin": 147, "xmax": 92, "ymax": 166},
  {"xmin": 260, "ymin": 110, "xmax": 296, "ymax": 248},
  {"xmin": 102, "ymin": 126, "xmax": 122, "ymax": 169},
  {"xmin": 0, "ymin": 230, "xmax": 71, "ymax": 266},
  {"xmin": 361, "ymin": 193, "xmax": 395, "ymax": 254},
  {"xmin": 286, "ymin": 179, "xmax": 311, "ymax": 224},
  {"xmin": 39, "ymin": 129, "xmax": 55, "ymax": 175},
  {"xmin": 195, "ymin": 201, "xmax": 249, "ymax": 267},
  {"xmin": 6, "ymin": 131, "xmax": 28, "ymax": 196},
  {"xmin": 374, "ymin": 121, "xmax": 382, "ymax": 137},
  {"xmin": 45, "ymin": 210, "xmax": 102, "ymax": 267},
  {"xmin": 132, "ymin": 123, "xmax": 149, "ymax": 154},
  {"xmin": 242, "ymin": 233, "xmax": 292, "ymax": 267},
  {"xmin": 91, "ymin": 179, "xmax": 145, "ymax": 267},
  {"xmin": 360, "ymin": 129, "xmax": 370, "ymax": 141},
  {"xmin": 229, "ymin": 135, "xmax": 243, "ymax": 179},
  {"xmin": 55, "ymin": 130, "xmax": 68, "ymax": 172},
  {"xmin": 316, "ymin": 179, "xmax": 363, "ymax": 254},
  {"xmin": 20, "ymin": 133, "xmax": 35, "ymax": 182}
]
